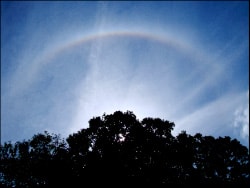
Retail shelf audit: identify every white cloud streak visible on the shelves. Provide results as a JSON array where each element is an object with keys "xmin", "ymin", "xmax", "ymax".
[
  {"xmin": 233, "ymin": 90, "xmax": 249, "ymax": 140},
  {"xmin": 173, "ymin": 92, "xmax": 246, "ymax": 134}
]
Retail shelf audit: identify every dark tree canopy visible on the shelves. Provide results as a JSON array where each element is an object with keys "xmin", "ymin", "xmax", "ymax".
[{"xmin": 0, "ymin": 111, "xmax": 249, "ymax": 187}]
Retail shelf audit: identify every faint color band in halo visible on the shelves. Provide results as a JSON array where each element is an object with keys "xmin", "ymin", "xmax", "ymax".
[{"xmin": 41, "ymin": 31, "xmax": 198, "ymax": 65}]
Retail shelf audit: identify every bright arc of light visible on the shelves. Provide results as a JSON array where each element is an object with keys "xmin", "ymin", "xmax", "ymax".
[
  {"xmin": 39, "ymin": 30, "xmax": 212, "ymax": 133},
  {"xmin": 29, "ymin": 30, "xmax": 213, "ymax": 98},
  {"xmin": 10, "ymin": 29, "xmax": 211, "ymax": 100},
  {"xmin": 7, "ymin": 29, "xmax": 221, "ymax": 136},
  {"xmin": 41, "ymin": 30, "xmax": 204, "ymax": 67}
]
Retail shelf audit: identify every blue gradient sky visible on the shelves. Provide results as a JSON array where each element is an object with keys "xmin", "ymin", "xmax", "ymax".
[{"xmin": 1, "ymin": 1, "xmax": 249, "ymax": 147}]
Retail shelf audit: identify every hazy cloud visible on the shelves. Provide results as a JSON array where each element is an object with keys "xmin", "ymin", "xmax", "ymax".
[{"xmin": 233, "ymin": 90, "xmax": 249, "ymax": 140}]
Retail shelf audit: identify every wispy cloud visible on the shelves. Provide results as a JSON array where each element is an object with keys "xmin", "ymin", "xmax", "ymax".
[
  {"xmin": 233, "ymin": 90, "xmax": 249, "ymax": 140},
  {"xmin": 174, "ymin": 91, "xmax": 243, "ymax": 130}
]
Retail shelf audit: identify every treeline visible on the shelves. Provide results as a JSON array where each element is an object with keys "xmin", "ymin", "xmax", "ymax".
[{"xmin": 0, "ymin": 111, "xmax": 249, "ymax": 187}]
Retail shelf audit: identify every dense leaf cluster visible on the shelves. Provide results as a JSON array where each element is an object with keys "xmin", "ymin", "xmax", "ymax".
[{"xmin": 0, "ymin": 111, "xmax": 249, "ymax": 187}]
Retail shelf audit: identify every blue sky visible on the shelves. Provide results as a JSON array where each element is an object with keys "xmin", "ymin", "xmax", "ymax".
[{"xmin": 1, "ymin": 1, "xmax": 249, "ymax": 147}]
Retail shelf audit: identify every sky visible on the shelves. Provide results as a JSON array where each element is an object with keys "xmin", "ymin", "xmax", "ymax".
[{"xmin": 1, "ymin": 1, "xmax": 249, "ymax": 147}]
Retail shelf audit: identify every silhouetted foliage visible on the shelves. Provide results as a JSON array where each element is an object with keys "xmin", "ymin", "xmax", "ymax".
[{"xmin": 0, "ymin": 111, "xmax": 249, "ymax": 187}]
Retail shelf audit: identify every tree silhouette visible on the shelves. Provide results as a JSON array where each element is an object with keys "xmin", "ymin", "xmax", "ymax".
[{"xmin": 0, "ymin": 111, "xmax": 249, "ymax": 187}]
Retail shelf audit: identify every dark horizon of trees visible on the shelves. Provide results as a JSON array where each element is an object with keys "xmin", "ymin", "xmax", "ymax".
[{"xmin": 0, "ymin": 110, "xmax": 249, "ymax": 187}]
